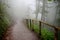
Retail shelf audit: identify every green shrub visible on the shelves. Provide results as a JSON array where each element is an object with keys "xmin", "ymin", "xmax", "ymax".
[
  {"xmin": 41, "ymin": 28, "xmax": 54, "ymax": 40},
  {"xmin": 27, "ymin": 21, "xmax": 54, "ymax": 40},
  {"xmin": 33, "ymin": 24, "xmax": 39, "ymax": 33},
  {"xmin": 0, "ymin": 3, "xmax": 10, "ymax": 40},
  {"xmin": 48, "ymin": 0, "xmax": 52, "ymax": 1}
]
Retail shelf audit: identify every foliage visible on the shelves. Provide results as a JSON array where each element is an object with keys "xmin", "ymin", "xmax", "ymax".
[
  {"xmin": 0, "ymin": 2, "xmax": 10, "ymax": 40},
  {"xmin": 48, "ymin": 0, "xmax": 52, "ymax": 1},
  {"xmin": 33, "ymin": 24, "xmax": 39, "ymax": 33},
  {"xmin": 41, "ymin": 28, "xmax": 54, "ymax": 40},
  {"xmin": 27, "ymin": 21, "xmax": 54, "ymax": 40}
]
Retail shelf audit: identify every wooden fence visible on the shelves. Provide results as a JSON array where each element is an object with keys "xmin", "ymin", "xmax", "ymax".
[{"xmin": 25, "ymin": 19, "xmax": 60, "ymax": 40}]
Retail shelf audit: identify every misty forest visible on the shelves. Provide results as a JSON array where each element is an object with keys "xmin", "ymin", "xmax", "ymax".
[{"xmin": 0, "ymin": 0, "xmax": 60, "ymax": 40}]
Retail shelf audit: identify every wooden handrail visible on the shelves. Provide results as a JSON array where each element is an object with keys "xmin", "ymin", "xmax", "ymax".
[
  {"xmin": 32, "ymin": 19, "xmax": 60, "ymax": 40},
  {"xmin": 30, "ymin": 19, "xmax": 60, "ymax": 30},
  {"xmin": 25, "ymin": 19, "xmax": 60, "ymax": 40},
  {"xmin": 39, "ymin": 21, "xmax": 60, "ymax": 30}
]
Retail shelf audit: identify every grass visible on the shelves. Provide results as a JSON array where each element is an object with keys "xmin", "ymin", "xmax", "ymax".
[
  {"xmin": 0, "ymin": 17, "xmax": 9, "ymax": 39},
  {"xmin": 0, "ymin": 3, "xmax": 11, "ymax": 40},
  {"xmin": 27, "ymin": 21, "xmax": 54, "ymax": 40},
  {"xmin": 41, "ymin": 28, "xmax": 54, "ymax": 40}
]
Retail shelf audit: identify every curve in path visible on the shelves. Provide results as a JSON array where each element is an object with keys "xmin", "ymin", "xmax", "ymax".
[{"xmin": 4, "ymin": 20, "xmax": 39, "ymax": 40}]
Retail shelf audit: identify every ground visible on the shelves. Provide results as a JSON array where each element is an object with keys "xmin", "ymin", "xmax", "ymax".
[{"xmin": 3, "ymin": 20, "xmax": 39, "ymax": 40}]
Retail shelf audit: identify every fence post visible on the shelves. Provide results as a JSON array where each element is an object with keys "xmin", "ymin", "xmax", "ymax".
[
  {"xmin": 30, "ymin": 19, "xmax": 31, "ymax": 29},
  {"xmin": 54, "ymin": 28, "xmax": 58, "ymax": 40},
  {"xmin": 26, "ymin": 19, "xmax": 28, "ymax": 27},
  {"xmin": 39, "ymin": 21, "xmax": 41, "ymax": 39}
]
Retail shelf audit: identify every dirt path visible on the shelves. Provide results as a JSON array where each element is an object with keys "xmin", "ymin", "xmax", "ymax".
[{"xmin": 3, "ymin": 20, "xmax": 39, "ymax": 40}]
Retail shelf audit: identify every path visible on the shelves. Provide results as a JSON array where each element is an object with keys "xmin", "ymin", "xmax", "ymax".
[{"xmin": 3, "ymin": 20, "xmax": 39, "ymax": 40}]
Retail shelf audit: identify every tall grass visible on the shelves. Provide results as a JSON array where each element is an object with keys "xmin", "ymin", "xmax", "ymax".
[{"xmin": 27, "ymin": 21, "xmax": 54, "ymax": 40}]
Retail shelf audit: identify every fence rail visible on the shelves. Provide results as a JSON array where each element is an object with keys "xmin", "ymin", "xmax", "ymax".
[{"xmin": 25, "ymin": 19, "xmax": 60, "ymax": 40}]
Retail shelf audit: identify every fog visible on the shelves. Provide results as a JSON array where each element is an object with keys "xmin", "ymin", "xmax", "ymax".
[
  {"xmin": 2, "ymin": 0, "xmax": 37, "ymax": 22},
  {"xmin": 2, "ymin": 0, "xmax": 58, "ymax": 25}
]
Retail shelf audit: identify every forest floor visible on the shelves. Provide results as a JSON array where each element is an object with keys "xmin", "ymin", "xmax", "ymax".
[{"xmin": 3, "ymin": 20, "xmax": 39, "ymax": 40}]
